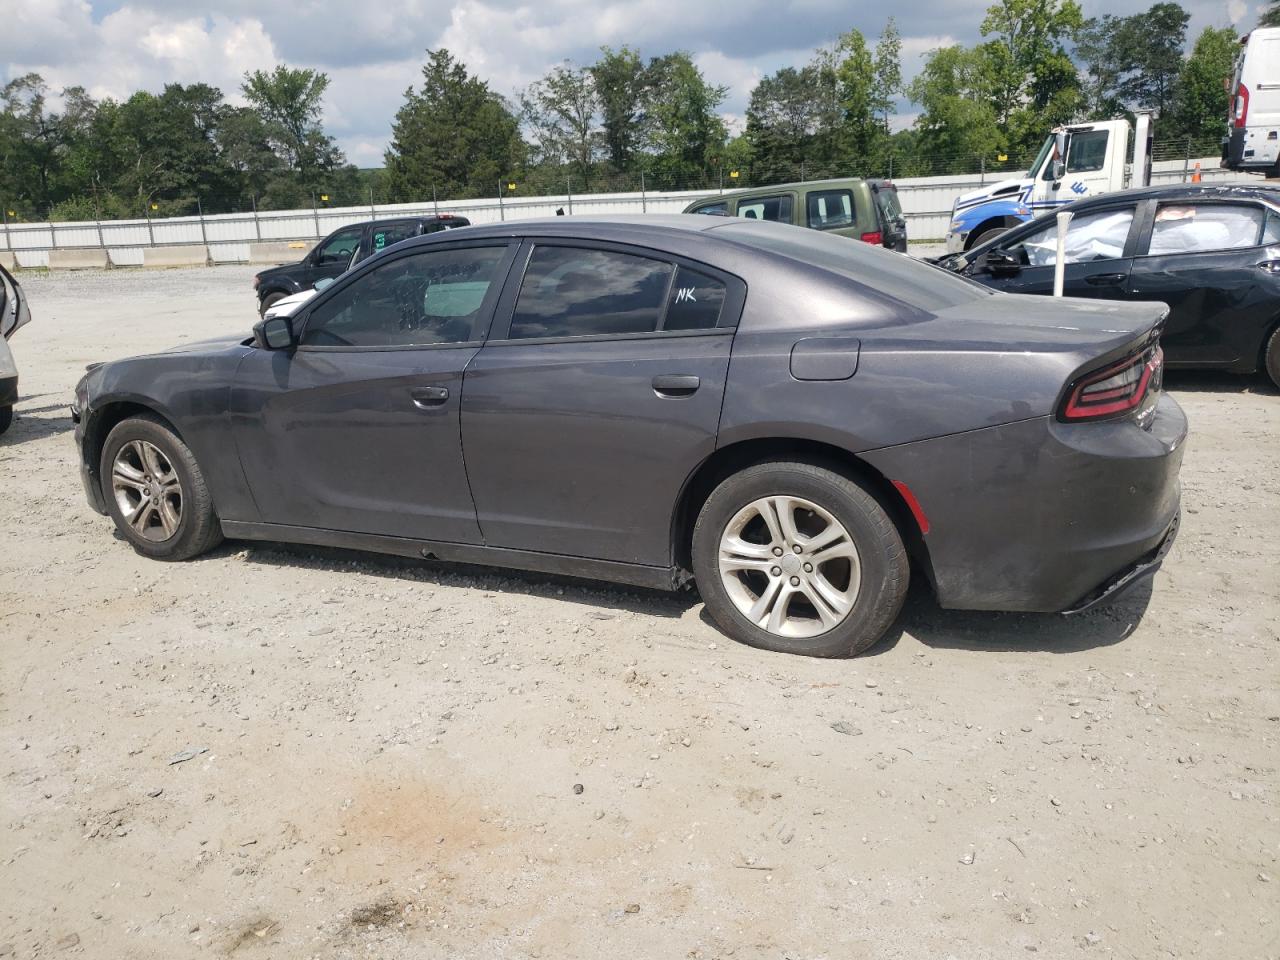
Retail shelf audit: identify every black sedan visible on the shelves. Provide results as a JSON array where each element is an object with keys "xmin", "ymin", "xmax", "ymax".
[
  {"xmin": 935, "ymin": 184, "xmax": 1280, "ymax": 387},
  {"xmin": 73, "ymin": 217, "xmax": 1185, "ymax": 658}
]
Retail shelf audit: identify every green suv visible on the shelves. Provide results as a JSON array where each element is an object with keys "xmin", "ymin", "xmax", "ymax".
[{"xmin": 683, "ymin": 178, "xmax": 907, "ymax": 251}]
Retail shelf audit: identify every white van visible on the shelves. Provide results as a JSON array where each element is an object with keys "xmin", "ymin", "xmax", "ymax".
[{"xmin": 1223, "ymin": 27, "xmax": 1280, "ymax": 176}]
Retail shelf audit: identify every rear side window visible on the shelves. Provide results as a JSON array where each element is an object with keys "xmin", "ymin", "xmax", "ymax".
[
  {"xmin": 1265, "ymin": 211, "xmax": 1280, "ymax": 245},
  {"xmin": 664, "ymin": 266, "xmax": 727, "ymax": 331},
  {"xmin": 1148, "ymin": 203, "xmax": 1267, "ymax": 256},
  {"xmin": 1067, "ymin": 130, "xmax": 1109, "ymax": 173},
  {"xmin": 806, "ymin": 190, "xmax": 855, "ymax": 230},
  {"xmin": 369, "ymin": 222, "xmax": 419, "ymax": 255},
  {"xmin": 690, "ymin": 201, "xmax": 728, "ymax": 216},
  {"xmin": 509, "ymin": 246, "xmax": 673, "ymax": 339},
  {"xmin": 302, "ymin": 246, "xmax": 508, "ymax": 348},
  {"xmin": 737, "ymin": 195, "xmax": 793, "ymax": 223}
]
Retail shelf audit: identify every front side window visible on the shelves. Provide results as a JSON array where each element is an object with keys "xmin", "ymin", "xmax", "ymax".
[
  {"xmin": 509, "ymin": 246, "xmax": 673, "ymax": 339},
  {"xmin": 1148, "ymin": 203, "xmax": 1266, "ymax": 256},
  {"xmin": 315, "ymin": 227, "xmax": 361, "ymax": 265},
  {"xmin": 737, "ymin": 195, "xmax": 793, "ymax": 223},
  {"xmin": 301, "ymin": 246, "xmax": 508, "ymax": 347},
  {"xmin": 1011, "ymin": 207, "xmax": 1135, "ymax": 267},
  {"xmin": 1066, "ymin": 130, "xmax": 1109, "ymax": 174},
  {"xmin": 806, "ymin": 190, "xmax": 855, "ymax": 230}
]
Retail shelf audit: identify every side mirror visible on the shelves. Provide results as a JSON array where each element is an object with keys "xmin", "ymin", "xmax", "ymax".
[
  {"xmin": 1052, "ymin": 159, "xmax": 1066, "ymax": 182},
  {"xmin": 253, "ymin": 314, "xmax": 296, "ymax": 351},
  {"xmin": 987, "ymin": 248, "xmax": 1022, "ymax": 277}
]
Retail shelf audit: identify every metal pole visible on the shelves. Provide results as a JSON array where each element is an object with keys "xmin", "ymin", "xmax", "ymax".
[
  {"xmin": 566, "ymin": 177, "xmax": 573, "ymax": 215},
  {"xmin": 640, "ymin": 171, "xmax": 647, "ymax": 213},
  {"xmin": 1182, "ymin": 136, "xmax": 1191, "ymax": 183},
  {"xmin": 252, "ymin": 194, "xmax": 261, "ymax": 241},
  {"xmin": 718, "ymin": 167, "xmax": 723, "ymax": 194},
  {"xmin": 312, "ymin": 193, "xmax": 320, "ymax": 238},
  {"xmin": 800, "ymin": 161, "xmax": 806, "ymax": 182},
  {"xmin": 369, "ymin": 186, "xmax": 376, "ymax": 220},
  {"xmin": 888, "ymin": 155, "xmax": 894, "ymax": 180},
  {"xmin": 197, "ymin": 198, "xmax": 208, "ymax": 245},
  {"xmin": 497, "ymin": 180, "xmax": 505, "ymax": 222},
  {"xmin": 1053, "ymin": 211, "xmax": 1073, "ymax": 298},
  {"xmin": 980, "ymin": 156, "xmax": 986, "ymax": 186},
  {"xmin": 432, "ymin": 185, "xmax": 439, "ymax": 218},
  {"xmin": 144, "ymin": 202, "xmax": 154, "ymax": 247},
  {"xmin": 1, "ymin": 207, "xmax": 9, "ymax": 252}
]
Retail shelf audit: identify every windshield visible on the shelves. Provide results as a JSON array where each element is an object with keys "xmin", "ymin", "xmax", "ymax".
[{"xmin": 1028, "ymin": 135, "xmax": 1054, "ymax": 179}]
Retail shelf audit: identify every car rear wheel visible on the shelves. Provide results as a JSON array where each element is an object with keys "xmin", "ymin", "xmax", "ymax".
[
  {"xmin": 100, "ymin": 414, "xmax": 223, "ymax": 561},
  {"xmin": 691, "ymin": 461, "xmax": 908, "ymax": 657},
  {"xmin": 1265, "ymin": 325, "xmax": 1280, "ymax": 390},
  {"xmin": 259, "ymin": 291, "xmax": 287, "ymax": 317},
  {"xmin": 0, "ymin": 405, "xmax": 11, "ymax": 435}
]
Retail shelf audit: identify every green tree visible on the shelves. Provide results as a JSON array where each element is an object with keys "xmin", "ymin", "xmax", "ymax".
[
  {"xmin": 384, "ymin": 49, "xmax": 526, "ymax": 200},
  {"xmin": 744, "ymin": 65, "xmax": 827, "ymax": 180},
  {"xmin": 642, "ymin": 52, "xmax": 728, "ymax": 184},
  {"xmin": 1166, "ymin": 26, "xmax": 1238, "ymax": 142},
  {"xmin": 1261, "ymin": 2, "xmax": 1280, "ymax": 26},
  {"xmin": 241, "ymin": 66, "xmax": 345, "ymax": 183},
  {"xmin": 520, "ymin": 62, "xmax": 600, "ymax": 182},
  {"xmin": 1077, "ymin": 4, "xmax": 1189, "ymax": 124},
  {"xmin": 908, "ymin": 45, "xmax": 1004, "ymax": 171},
  {"xmin": 979, "ymin": 0, "xmax": 1084, "ymax": 152},
  {"xmin": 871, "ymin": 18, "xmax": 903, "ymax": 135},
  {"xmin": 589, "ymin": 46, "xmax": 650, "ymax": 172},
  {"xmin": 832, "ymin": 29, "xmax": 878, "ymax": 159}
]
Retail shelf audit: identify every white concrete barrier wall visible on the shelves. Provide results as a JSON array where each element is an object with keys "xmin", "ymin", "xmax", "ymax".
[
  {"xmin": 142, "ymin": 245, "xmax": 210, "ymax": 268},
  {"xmin": 0, "ymin": 157, "xmax": 1256, "ymax": 268}
]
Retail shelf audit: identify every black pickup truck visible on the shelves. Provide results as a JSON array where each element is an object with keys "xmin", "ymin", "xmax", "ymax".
[{"xmin": 253, "ymin": 214, "xmax": 470, "ymax": 315}]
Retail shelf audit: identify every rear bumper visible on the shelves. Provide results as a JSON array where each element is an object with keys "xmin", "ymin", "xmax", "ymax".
[
  {"xmin": 1061, "ymin": 510, "xmax": 1179, "ymax": 614},
  {"xmin": 860, "ymin": 394, "xmax": 1187, "ymax": 613}
]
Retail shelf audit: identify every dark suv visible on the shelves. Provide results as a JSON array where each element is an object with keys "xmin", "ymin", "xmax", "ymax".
[
  {"xmin": 684, "ymin": 178, "xmax": 908, "ymax": 251},
  {"xmin": 254, "ymin": 214, "xmax": 470, "ymax": 315}
]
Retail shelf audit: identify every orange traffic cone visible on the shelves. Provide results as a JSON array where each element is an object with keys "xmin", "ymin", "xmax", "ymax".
[{"xmin": 1191, "ymin": 162, "xmax": 1202, "ymax": 183}]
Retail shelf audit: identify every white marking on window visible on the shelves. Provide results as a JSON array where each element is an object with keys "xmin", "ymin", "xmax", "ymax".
[{"xmin": 675, "ymin": 287, "xmax": 696, "ymax": 303}]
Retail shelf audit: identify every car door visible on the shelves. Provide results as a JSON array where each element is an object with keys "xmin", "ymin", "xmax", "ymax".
[
  {"xmin": 1125, "ymin": 200, "xmax": 1279, "ymax": 365},
  {"xmin": 309, "ymin": 225, "xmax": 363, "ymax": 287},
  {"xmin": 460, "ymin": 240, "xmax": 745, "ymax": 567},
  {"xmin": 969, "ymin": 203, "xmax": 1140, "ymax": 299},
  {"xmin": 229, "ymin": 240, "xmax": 519, "ymax": 541}
]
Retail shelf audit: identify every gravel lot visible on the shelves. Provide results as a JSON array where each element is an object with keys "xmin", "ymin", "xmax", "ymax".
[{"xmin": 2, "ymin": 266, "xmax": 1278, "ymax": 960}]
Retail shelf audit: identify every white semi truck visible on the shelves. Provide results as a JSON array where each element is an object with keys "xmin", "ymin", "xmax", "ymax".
[
  {"xmin": 944, "ymin": 115, "xmax": 1153, "ymax": 253},
  {"xmin": 1222, "ymin": 26, "xmax": 1280, "ymax": 177}
]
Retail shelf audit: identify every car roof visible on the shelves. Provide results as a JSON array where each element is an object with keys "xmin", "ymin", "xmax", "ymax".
[{"xmin": 1060, "ymin": 182, "xmax": 1280, "ymax": 210}]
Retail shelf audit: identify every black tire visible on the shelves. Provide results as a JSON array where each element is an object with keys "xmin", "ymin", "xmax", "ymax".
[
  {"xmin": 0, "ymin": 405, "xmax": 11, "ymax": 435},
  {"xmin": 1265, "ymin": 325, "xmax": 1280, "ymax": 390},
  {"xmin": 691, "ymin": 461, "xmax": 908, "ymax": 658},
  {"xmin": 968, "ymin": 226, "xmax": 1007, "ymax": 250},
  {"xmin": 99, "ymin": 414, "xmax": 223, "ymax": 561},
  {"xmin": 258, "ymin": 291, "xmax": 287, "ymax": 317}
]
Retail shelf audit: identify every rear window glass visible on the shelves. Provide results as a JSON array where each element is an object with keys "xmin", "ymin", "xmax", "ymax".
[
  {"xmin": 737, "ymin": 195, "xmax": 793, "ymax": 223},
  {"xmin": 1149, "ymin": 204, "xmax": 1266, "ymax": 255},
  {"xmin": 874, "ymin": 188, "xmax": 902, "ymax": 222},
  {"xmin": 806, "ymin": 190, "xmax": 856, "ymax": 230},
  {"xmin": 509, "ymin": 246, "xmax": 673, "ymax": 339},
  {"xmin": 711, "ymin": 221, "xmax": 991, "ymax": 311},
  {"xmin": 664, "ymin": 266, "xmax": 727, "ymax": 331}
]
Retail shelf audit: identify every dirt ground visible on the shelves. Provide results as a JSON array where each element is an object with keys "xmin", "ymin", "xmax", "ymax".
[{"xmin": 1, "ymin": 266, "xmax": 1277, "ymax": 960}]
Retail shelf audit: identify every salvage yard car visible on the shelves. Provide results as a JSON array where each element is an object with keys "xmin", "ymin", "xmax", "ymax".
[
  {"xmin": 254, "ymin": 213, "xmax": 470, "ymax": 315},
  {"xmin": 1, "ymin": 262, "xmax": 33, "ymax": 435},
  {"xmin": 684, "ymin": 178, "xmax": 908, "ymax": 251},
  {"xmin": 73, "ymin": 216, "xmax": 1184, "ymax": 658},
  {"xmin": 934, "ymin": 184, "xmax": 1280, "ymax": 388}
]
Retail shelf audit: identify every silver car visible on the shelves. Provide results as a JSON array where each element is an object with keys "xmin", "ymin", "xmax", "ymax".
[{"xmin": 1, "ymin": 263, "xmax": 33, "ymax": 435}]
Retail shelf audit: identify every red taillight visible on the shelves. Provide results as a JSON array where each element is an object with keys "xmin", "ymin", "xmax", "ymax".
[
  {"xmin": 860, "ymin": 231, "xmax": 883, "ymax": 245},
  {"xmin": 1061, "ymin": 346, "xmax": 1162, "ymax": 421},
  {"xmin": 1234, "ymin": 84, "xmax": 1249, "ymax": 129}
]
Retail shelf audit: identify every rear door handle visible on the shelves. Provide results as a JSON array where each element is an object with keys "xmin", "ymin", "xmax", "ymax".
[
  {"xmin": 652, "ymin": 375, "xmax": 700, "ymax": 397},
  {"xmin": 409, "ymin": 386, "xmax": 449, "ymax": 408},
  {"xmin": 1258, "ymin": 260, "xmax": 1280, "ymax": 275},
  {"xmin": 1085, "ymin": 273, "xmax": 1128, "ymax": 286}
]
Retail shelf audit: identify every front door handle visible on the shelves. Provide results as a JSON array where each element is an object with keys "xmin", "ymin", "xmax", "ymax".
[
  {"xmin": 1258, "ymin": 260, "xmax": 1280, "ymax": 275},
  {"xmin": 1085, "ymin": 273, "xmax": 1128, "ymax": 286},
  {"xmin": 652, "ymin": 375, "xmax": 700, "ymax": 398},
  {"xmin": 410, "ymin": 386, "xmax": 449, "ymax": 408}
]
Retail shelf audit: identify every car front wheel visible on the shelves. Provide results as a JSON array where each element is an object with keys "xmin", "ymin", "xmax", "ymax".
[
  {"xmin": 691, "ymin": 461, "xmax": 909, "ymax": 657},
  {"xmin": 258, "ymin": 291, "xmax": 287, "ymax": 317},
  {"xmin": 100, "ymin": 414, "xmax": 223, "ymax": 560},
  {"xmin": 1265, "ymin": 325, "xmax": 1280, "ymax": 390}
]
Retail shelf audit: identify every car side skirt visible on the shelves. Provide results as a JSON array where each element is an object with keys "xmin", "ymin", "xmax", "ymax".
[{"xmin": 219, "ymin": 520, "xmax": 689, "ymax": 593}]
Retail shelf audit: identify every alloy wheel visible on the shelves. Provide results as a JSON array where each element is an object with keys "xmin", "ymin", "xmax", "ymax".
[
  {"xmin": 111, "ymin": 439, "xmax": 183, "ymax": 542},
  {"xmin": 717, "ymin": 495, "xmax": 862, "ymax": 638}
]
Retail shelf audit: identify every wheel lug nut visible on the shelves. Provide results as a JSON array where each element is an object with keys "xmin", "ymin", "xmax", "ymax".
[
  {"xmin": 789, "ymin": 576, "xmax": 801, "ymax": 587},
  {"xmin": 803, "ymin": 563, "xmax": 813, "ymax": 573},
  {"xmin": 770, "ymin": 566, "xmax": 782, "ymax": 577},
  {"xmin": 793, "ymin": 544, "xmax": 802, "ymax": 554},
  {"xmin": 772, "ymin": 546, "xmax": 784, "ymax": 557}
]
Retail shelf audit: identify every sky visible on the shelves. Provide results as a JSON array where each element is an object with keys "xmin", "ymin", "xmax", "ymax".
[{"xmin": 0, "ymin": 0, "xmax": 1262, "ymax": 167}]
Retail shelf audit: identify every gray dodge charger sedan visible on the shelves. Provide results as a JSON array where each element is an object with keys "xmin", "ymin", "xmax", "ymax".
[{"xmin": 72, "ymin": 216, "xmax": 1185, "ymax": 657}]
